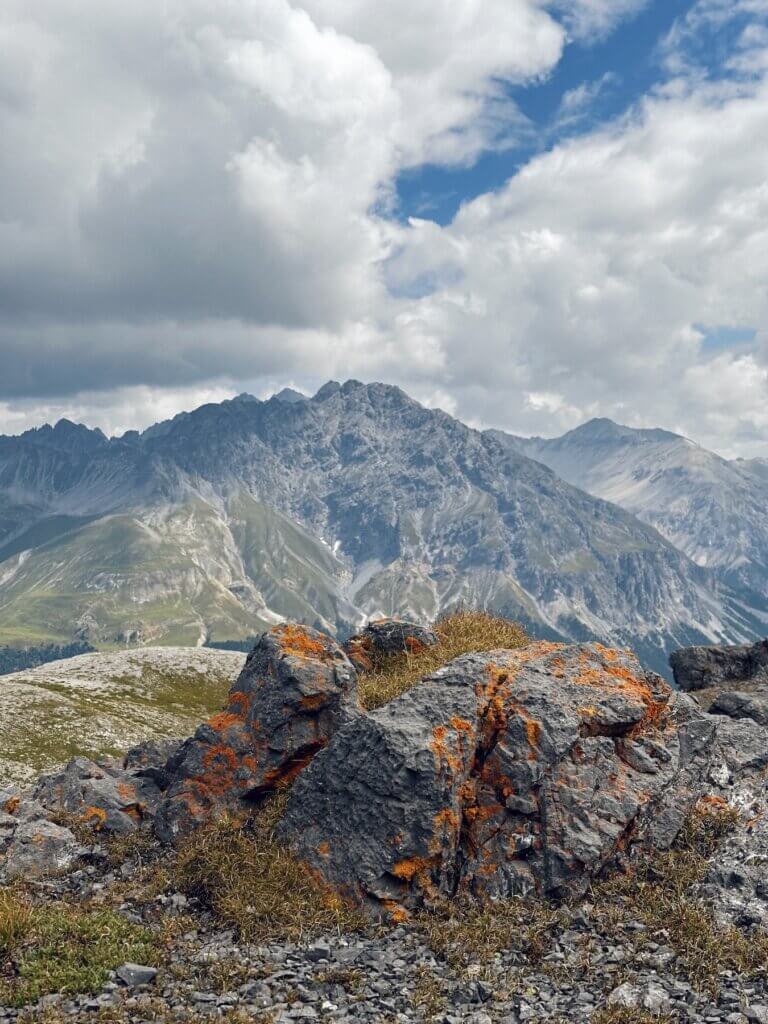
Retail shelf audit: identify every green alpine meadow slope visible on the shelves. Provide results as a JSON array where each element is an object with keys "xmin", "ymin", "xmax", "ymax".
[{"xmin": 0, "ymin": 646, "xmax": 245, "ymax": 784}]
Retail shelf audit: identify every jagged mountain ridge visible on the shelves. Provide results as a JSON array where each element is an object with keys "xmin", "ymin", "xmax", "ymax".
[
  {"xmin": 0, "ymin": 382, "xmax": 762, "ymax": 675},
  {"xmin": 498, "ymin": 418, "xmax": 768, "ymax": 607}
]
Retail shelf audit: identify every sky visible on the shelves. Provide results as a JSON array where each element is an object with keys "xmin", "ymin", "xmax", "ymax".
[{"xmin": 1, "ymin": 0, "xmax": 768, "ymax": 458}]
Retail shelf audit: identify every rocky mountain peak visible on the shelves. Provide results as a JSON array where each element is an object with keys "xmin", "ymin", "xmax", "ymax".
[{"xmin": 271, "ymin": 388, "xmax": 307, "ymax": 404}]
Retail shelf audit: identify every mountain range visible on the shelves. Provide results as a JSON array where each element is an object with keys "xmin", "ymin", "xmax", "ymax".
[
  {"xmin": 502, "ymin": 419, "xmax": 768, "ymax": 605},
  {"xmin": 0, "ymin": 381, "xmax": 764, "ymax": 677}
]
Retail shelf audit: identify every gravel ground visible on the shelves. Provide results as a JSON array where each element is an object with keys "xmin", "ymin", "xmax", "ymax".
[{"xmin": 3, "ymin": 847, "xmax": 768, "ymax": 1024}]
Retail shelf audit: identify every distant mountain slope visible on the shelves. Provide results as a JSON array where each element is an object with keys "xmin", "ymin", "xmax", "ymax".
[
  {"xmin": 498, "ymin": 418, "xmax": 768, "ymax": 605},
  {"xmin": 0, "ymin": 646, "xmax": 245, "ymax": 784},
  {"xmin": 0, "ymin": 383, "xmax": 762, "ymax": 676}
]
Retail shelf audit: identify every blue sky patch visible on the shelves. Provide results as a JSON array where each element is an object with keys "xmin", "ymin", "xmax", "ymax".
[
  {"xmin": 396, "ymin": 0, "xmax": 695, "ymax": 225},
  {"xmin": 698, "ymin": 325, "xmax": 758, "ymax": 353}
]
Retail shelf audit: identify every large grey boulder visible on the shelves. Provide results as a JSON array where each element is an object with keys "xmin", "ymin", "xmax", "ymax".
[
  {"xmin": 155, "ymin": 624, "xmax": 360, "ymax": 844},
  {"xmin": 2, "ymin": 819, "xmax": 80, "ymax": 880},
  {"xmin": 279, "ymin": 642, "xmax": 715, "ymax": 918},
  {"xmin": 710, "ymin": 688, "xmax": 768, "ymax": 727},
  {"xmin": 670, "ymin": 639, "xmax": 768, "ymax": 692}
]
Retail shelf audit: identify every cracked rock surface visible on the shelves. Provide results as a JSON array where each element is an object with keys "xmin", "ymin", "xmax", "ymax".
[
  {"xmin": 279, "ymin": 642, "xmax": 713, "ymax": 916},
  {"xmin": 155, "ymin": 624, "xmax": 360, "ymax": 844}
]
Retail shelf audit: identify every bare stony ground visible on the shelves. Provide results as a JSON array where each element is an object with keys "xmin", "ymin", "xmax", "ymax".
[
  {"xmin": 4, "ymin": 618, "xmax": 768, "ymax": 1023},
  {"xmin": 0, "ymin": 647, "xmax": 245, "ymax": 784}
]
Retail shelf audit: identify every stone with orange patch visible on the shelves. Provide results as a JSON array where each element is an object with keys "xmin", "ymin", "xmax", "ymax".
[
  {"xmin": 154, "ymin": 624, "xmax": 359, "ymax": 844},
  {"xmin": 279, "ymin": 639, "xmax": 717, "ymax": 918}
]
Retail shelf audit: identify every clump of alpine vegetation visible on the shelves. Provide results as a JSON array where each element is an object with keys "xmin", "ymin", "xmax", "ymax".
[{"xmin": 2, "ymin": 611, "xmax": 768, "ymax": 1022}]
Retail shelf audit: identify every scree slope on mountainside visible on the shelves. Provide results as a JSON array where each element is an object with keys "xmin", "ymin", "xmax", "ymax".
[
  {"xmin": 498, "ymin": 418, "xmax": 768, "ymax": 615},
  {"xmin": 0, "ymin": 382, "xmax": 762, "ymax": 676}
]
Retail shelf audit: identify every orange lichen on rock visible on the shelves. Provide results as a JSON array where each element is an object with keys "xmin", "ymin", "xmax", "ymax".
[
  {"xmin": 116, "ymin": 781, "xmax": 137, "ymax": 802},
  {"xmin": 259, "ymin": 742, "xmax": 328, "ymax": 792},
  {"xmin": 697, "ymin": 794, "xmax": 729, "ymax": 811},
  {"xmin": 81, "ymin": 806, "xmax": 108, "ymax": 829},
  {"xmin": 391, "ymin": 855, "xmax": 438, "ymax": 881},
  {"xmin": 299, "ymin": 694, "xmax": 328, "ymax": 711},
  {"xmin": 4, "ymin": 796, "xmax": 20, "ymax": 815},
  {"xmin": 429, "ymin": 724, "xmax": 464, "ymax": 775},
  {"xmin": 450, "ymin": 716, "xmax": 475, "ymax": 734},
  {"xmin": 228, "ymin": 692, "xmax": 250, "ymax": 714},
  {"xmin": 381, "ymin": 901, "xmax": 409, "ymax": 924},
  {"xmin": 569, "ymin": 647, "xmax": 672, "ymax": 737},
  {"xmin": 206, "ymin": 711, "xmax": 246, "ymax": 731},
  {"xmin": 275, "ymin": 624, "xmax": 330, "ymax": 661},
  {"xmin": 202, "ymin": 744, "xmax": 239, "ymax": 773},
  {"xmin": 404, "ymin": 636, "xmax": 425, "ymax": 654}
]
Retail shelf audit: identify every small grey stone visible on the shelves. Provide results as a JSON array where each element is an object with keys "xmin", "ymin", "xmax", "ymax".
[{"xmin": 116, "ymin": 963, "xmax": 158, "ymax": 987}]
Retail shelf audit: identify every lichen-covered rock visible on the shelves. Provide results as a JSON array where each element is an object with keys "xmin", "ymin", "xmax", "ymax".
[
  {"xmin": 34, "ymin": 756, "xmax": 163, "ymax": 834},
  {"xmin": 2, "ymin": 819, "xmax": 80, "ymax": 880},
  {"xmin": 344, "ymin": 619, "xmax": 439, "ymax": 674},
  {"xmin": 279, "ymin": 642, "xmax": 715, "ymax": 918},
  {"xmin": 670, "ymin": 639, "xmax": 768, "ymax": 692},
  {"xmin": 155, "ymin": 624, "xmax": 360, "ymax": 844}
]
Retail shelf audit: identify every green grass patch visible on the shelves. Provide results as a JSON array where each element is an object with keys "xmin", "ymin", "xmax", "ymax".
[{"xmin": 0, "ymin": 888, "xmax": 159, "ymax": 1008}]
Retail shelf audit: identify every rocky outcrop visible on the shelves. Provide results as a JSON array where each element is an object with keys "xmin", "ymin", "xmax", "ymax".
[
  {"xmin": 710, "ymin": 688, "xmax": 768, "ymax": 727},
  {"xmin": 34, "ymin": 755, "xmax": 166, "ymax": 834},
  {"xmin": 278, "ymin": 642, "xmax": 715, "ymax": 918},
  {"xmin": 670, "ymin": 639, "xmax": 768, "ymax": 692},
  {"xmin": 343, "ymin": 619, "xmax": 439, "ymax": 674},
  {"xmin": 154, "ymin": 624, "xmax": 360, "ymax": 844}
]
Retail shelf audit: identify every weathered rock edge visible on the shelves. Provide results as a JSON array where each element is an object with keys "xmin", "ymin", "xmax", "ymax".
[
  {"xmin": 278, "ymin": 642, "xmax": 716, "ymax": 919},
  {"xmin": 343, "ymin": 618, "xmax": 439, "ymax": 674},
  {"xmin": 671, "ymin": 639, "xmax": 768, "ymax": 692},
  {"xmin": 154, "ymin": 624, "xmax": 360, "ymax": 843}
]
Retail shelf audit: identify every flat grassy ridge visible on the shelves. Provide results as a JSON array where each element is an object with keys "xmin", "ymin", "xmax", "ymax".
[{"xmin": 358, "ymin": 609, "xmax": 528, "ymax": 709}]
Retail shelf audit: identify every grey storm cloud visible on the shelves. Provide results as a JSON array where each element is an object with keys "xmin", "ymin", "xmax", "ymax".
[{"xmin": 1, "ymin": 0, "xmax": 768, "ymax": 459}]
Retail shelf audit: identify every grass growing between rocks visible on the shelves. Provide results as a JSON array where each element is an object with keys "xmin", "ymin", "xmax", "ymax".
[
  {"xmin": 592, "ymin": 1012, "xmax": 676, "ymax": 1024},
  {"xmin": 173, "ymin": 795, "xmax": 367, "ymax": 942},
  {"xmin": 0, "ymin": 887, "xmax": 159, "ymax": 1008},
  {"xmin": 359, "ymin": 609, "xmax": 528, "ymax": 710},
  {"xmin": 593, "ymin": 800, "xmax": 768, "ymax": 996},
  {"xmin": 417, "ymin": 893, "xmax": 564, "ymax": 975}
]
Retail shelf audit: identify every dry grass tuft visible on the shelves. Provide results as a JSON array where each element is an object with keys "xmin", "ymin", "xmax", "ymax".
[
  {"xmin": 410, "ymin": 964, "xmax": 448, "ymax": 1019},
  {"xmin": 173, "ymin": 794, "xmax": 367, "ymax": 942},
  {"xmin": 0, "ymin": 887, "xmax": 33, "ymax": 959},
  {"xmin": 417, "ymin": 893, "xmax": 563, "ymax": 976},
  {"xmin": 592, "ymin": 1011, "xmax": 676, "ymax": 1024},
  {"xmin": 594, "ymin": 801, "xmax": 767, "ymax": 995},
  {"xmin": 359, "ymin": 609, "xmax": 528, "ymax": 710}
]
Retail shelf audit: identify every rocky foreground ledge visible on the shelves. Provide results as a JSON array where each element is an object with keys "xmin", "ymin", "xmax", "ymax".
[{"xmin": 3, "ymin": 618, "xmax": 768, "ymax": 1022}]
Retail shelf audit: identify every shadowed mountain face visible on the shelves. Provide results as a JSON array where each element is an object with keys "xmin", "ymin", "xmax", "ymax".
[
  {"xmin": 0, "ymin": 384, "xmax": 762, "ymax": 676},
  {"xmin": 497, "ymin": 418, "xmax": 768, "ymax": 614}
]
